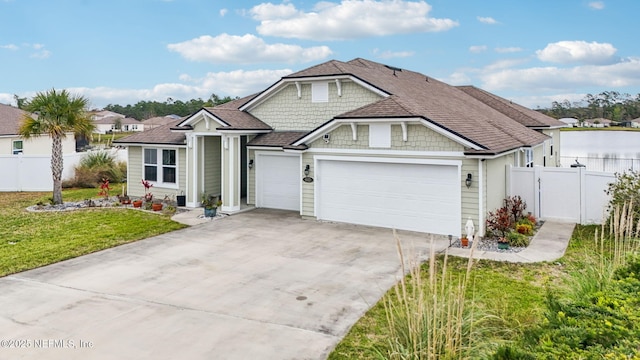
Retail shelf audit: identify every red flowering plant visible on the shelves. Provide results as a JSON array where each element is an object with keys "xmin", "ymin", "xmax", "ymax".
[
  {"xmin": 97, "ymin": 178, "xmax": 112, "ymax": 199},
  {"xmin": 141, "ymin": 179, "xmax": 153, "ymax": 202}
]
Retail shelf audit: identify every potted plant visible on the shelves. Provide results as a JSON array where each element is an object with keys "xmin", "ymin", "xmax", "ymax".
[
  {"xmin": 151, "ymin": 200, "xmax": 163, "ymax": 211},
  {"xmin": 497, "ymin": 237, "xmax": 509, "ymax": 250},
  {"xmin": 132, "ymin": 199, "xmax": 143, "ymax": 208},
  {"xmin": 460, "ymin": 236, "xmax": 469, "ymax": 247},
  {"xmin": 141, "ymin": 179, "xmax": 154, "ymax": 204},
  {"xmin": 201, "ymin": 193, "xmax": 222, "ymax": 218}
]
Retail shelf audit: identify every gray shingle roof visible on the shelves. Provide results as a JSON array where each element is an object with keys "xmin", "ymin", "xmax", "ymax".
[
  {"xmin": 0, "ymin": 103, "xmax": 28, "ymax": 135},
  {"xmin": 456, "ymin": 86, "xmax": 565, "ymax": 129},
  {"xmin": 247, "ymin": 131, "xmax": 308, "ymax": 149},
  {"xmin": 114, "ymin": 119, "xmax": 185, "ymax": 145},
  {"xmin": 289, "ymin": 58, "xmax": 549, "ymax": 154}
]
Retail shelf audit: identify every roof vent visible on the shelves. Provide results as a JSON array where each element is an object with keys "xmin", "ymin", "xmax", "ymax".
[{"xmin": 384, "ymin": 65, "xmax": 402, "ymax": 76}]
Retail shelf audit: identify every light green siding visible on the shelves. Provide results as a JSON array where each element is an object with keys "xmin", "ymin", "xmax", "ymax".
[
  {"xmin": 127, "ymin": 146, "xmax": 187, "ymax": 200},
  {"xmin": 541, "ymin": 129, "xmax": 561, "ymax": 167},
  {"xmin": 461, "ymin": 158, "xmax": 479, "ymax": 235},
  {"xmin": 248, "ymin": 81, "xmax": 383, "ymax": 131},
  {"xmin": 203, "ymin": 136, "xmax": 221, "ymax": 197},
  {"xmin": 247, "ymin": 148, "xmax": 256, "ymax": 205},
  {"xmin": 309, "ymin": 124, "xmax": 464, "ymax": 152},
  {"xmin": 485, "ymin": 154, "xmax": 514, "ymax": 215}
]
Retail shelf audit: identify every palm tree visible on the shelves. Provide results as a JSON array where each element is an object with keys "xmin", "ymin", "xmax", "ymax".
[{"xmin": 19, "ymin": 89, "xmax": 94, "ymax": 204}]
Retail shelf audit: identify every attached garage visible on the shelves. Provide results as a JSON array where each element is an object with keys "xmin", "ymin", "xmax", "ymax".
[
  {"xmin": 256, "ymin": 153, "xmax": 300, "ymax": 211},
  {"xmin": 315, "ymin": 158, "xmax": 461, "ymax": 236}
]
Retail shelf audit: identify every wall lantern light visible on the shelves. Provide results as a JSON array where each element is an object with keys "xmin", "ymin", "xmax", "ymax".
[
  {"xmin": 465, "ymin": 173, "xmax": 473, "ymax": 188},
  {"xmin": 304, "ymin": 164, "xmax": 310, "ymax": 176},
  {"xmin": 248, "ymin": 159, "xmax": 254, "ymax": 169}
]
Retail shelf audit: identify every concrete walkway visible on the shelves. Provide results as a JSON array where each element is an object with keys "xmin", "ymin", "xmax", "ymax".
[{"xmin": 447, "ymin": 220, "xmax": 575, "ymax": 263}]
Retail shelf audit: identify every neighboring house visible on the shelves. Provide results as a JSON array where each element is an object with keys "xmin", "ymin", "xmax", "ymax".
[
  {"xmin": 629, "ymin": 118, "xmax": 640, "ymax": 128},
  {"xmin": 584, "ymin": 118, "xmax": 612, "ymax": 128},
  {"xmin": 0, "ymin": 103, "xmax": 75, "ymax": 156},
  {"xmin": 115, "ymin": 58, "xmax": 565, "ymax": 237},
  {"xmin": 90, "ymin": 110, "xmax": 125, "ymax": 121},
  {"xmin": 559, "ymin": 118, "xmax": 578, "ymax": 127},
  {"xmin": 142, "ymin": 115, "xmax": 183, "ymax": 131},
  {"xmin": 93, "ymin": 116, "xmax": 143, "ymax": 134}
]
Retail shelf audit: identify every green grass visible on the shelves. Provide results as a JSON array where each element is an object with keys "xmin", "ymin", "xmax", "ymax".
[
  {"xmin": 329, "ymin": 225, "xmax": 602, "ymax": 359},
  {"xmin": 0, "ymin": 188, "xmax": 186, "ymax": 277}
]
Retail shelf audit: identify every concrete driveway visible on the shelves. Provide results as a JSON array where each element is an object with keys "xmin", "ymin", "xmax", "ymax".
[{"xmin": 0, "ymin": 209, "xmax": 448, "ymax": 360}]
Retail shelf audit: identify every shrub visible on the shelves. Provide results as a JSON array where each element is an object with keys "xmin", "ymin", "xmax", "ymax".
[
  {"xmin": 516, "ymin": 223, "xmax": 533, "ymax": 236},
  {"xmin": 507, "ymin": 230, "xmax": 530, "ymax": 247},
  {"xmin": 505, "ymin": 196, "xmax": 527, "ymax": 224},
  {"xmin": 605, "ymin": 170, "xmax": 640, "ymax": 222},
  {"xmin": 487, "ymin": 206, "xmax": 512, "ymax": 237},
  {"xmin": 65, "ymin": 151, "xmax": 126, "ymax": 188}
]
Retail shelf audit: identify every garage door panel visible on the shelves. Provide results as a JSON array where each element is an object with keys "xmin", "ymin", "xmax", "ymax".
[
  {"xmin": 257, "ymin": 155, "xmax": 300, "ymax": 211},
  {"xmin": 317, "ymin": 160, "xmax": 459, "ymax": 235}
]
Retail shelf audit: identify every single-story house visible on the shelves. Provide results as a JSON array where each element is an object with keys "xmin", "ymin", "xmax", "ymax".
[
  {"xmin": 142, "ymin": 115, "xmax": 183, "ymax": 131},
  {"xmin": 0, "ymin": 103, "xmax": 75, "ymax": 156},
  {"xmin": 115, "ymin": 58, "xmax": 565, "ymax": 237},
  {"xmin": 93, "ymin": 116, "xmax": 142, "ymax": 134},
  {"xmin": 559, "ymin": 117, "xmax": 578, "ymax": 127},
  {"xmin": 584, "ymin": 118, "xmax": 612, "ymax": 128}
]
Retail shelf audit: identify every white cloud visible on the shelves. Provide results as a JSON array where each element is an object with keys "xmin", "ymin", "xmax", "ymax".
[
  {"xmin": 250, "ymin": 0, "xmax": 459, "ymax": 40},
  {"xmin": 479, "ymin": 57, "xmax": 640, "ymax": 93},
  {"xmin": 219, "ymin": 8, "xmax": 228, "ymax": 16},
  {"xmin": 477, "ymin": 16, "xmax": 497, "ymax": 24},
  {"xmin": 372, "ymin": 48, "xmax": 414, "ymax": 59},
  {"xmin": 167, "ymin": 33, "xmax": 332, "ymax": 64},
  {"xmin": 445, "ymin": 71, "xmax": 472, "ymax": 85},
  {"xmin": 1, "ymin": 44, "xmax": 18, "ymax": 50},
  {"xmin": 469, "ymin": 45, "xmax": 487, "ymax": 53},
  {"xmin": 536, "ymin": 40, "xmax": 617, "ymax": 65},
  {"xmin": 55, "ymin": 68, "xmax": 293, "ymax": 108},
  {"xmin": 495, "ymin": 47, "xmax": 523, "ymax": 53},
  {"xmin": 30, "ymin": 49, "xmax": 51, "ymax": 59},
  {"xmin": 588, "ymin": 1, "xmax": 605, "ymax": 10}
]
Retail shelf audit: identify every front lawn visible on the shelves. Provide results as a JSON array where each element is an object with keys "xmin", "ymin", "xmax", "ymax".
[
  {"xmin": 329, "ymin": 224, "xmax": 640, "ymax": 359},
  {"xmin": 0, "ymin": 188, "xmax": 186, "ymax": 277}
]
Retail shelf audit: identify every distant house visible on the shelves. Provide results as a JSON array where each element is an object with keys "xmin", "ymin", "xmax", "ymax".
[
  {"xmin": 630, "ymin": 118, "xmax": 640, "ymax": 128},
  {"xmin": 90, "ymin": 110, "xmax": 125, "ymax": 121},
  {"xmin": 142, "ymin": 115, "xmax": 183, "ymax": 131},
  {"xmin": 559, "ymin": 118, "xmax": 578, "ymax": 127},
  {"xmin": 0, "ymin": 103, "xmax": 75, "ymax": 156},
  {"xmin": 584, "ymin": 118, "xmax": 612, "ymax": 128},
  {"xmin": 93, "ymin": 116, "xmax": 143, "ymax": 134},
  {"xmin": 115, "ymin": 58, "xmax": 566, "ymax": 237}
]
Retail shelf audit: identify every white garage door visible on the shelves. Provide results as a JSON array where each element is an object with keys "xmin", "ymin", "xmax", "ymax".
[
  {"xmin": 256, "ymin": 154, "xmax": 300, "ymax": 211},
  {"xmin": 317, "ymin": 160, "xmax": 460, "ymax": 235}
]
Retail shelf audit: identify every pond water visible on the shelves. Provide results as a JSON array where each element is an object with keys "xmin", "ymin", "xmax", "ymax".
[{"xmin": 560, "ymin": 131, "xmax": 640, "ymax": 172}]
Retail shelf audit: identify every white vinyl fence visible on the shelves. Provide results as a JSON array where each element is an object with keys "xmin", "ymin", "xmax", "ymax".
[
  {"xmin": 508, "ymin": 165, "xmax": 615, "ymax": 224},
  {"xmin": 0, "ymin": 148, "xmax": 127, "ymax": 192}
]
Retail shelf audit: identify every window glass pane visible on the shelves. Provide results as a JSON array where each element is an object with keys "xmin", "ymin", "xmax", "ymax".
[
  {"xmin": 144, "ymin": 149, "xmax": 157, "ymax": 164},
  {"xmin": 162, "ymin": 149, "xmax": 176, "ymax": 165},
  {"xmin": 12, "ymin": 140, "xmax": 23, "ymax": 155},
  {"xmin": 163, "ymin": 167, "xmax": 176, "ymax": 183},
  {"xmin": 144, "ymin": 166, "xmax": 157, "ymax": 181}
]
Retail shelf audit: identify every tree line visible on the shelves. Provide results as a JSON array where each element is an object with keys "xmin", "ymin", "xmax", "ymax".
[
  {"xmin": 103, "ymin": 94, "xmax": 237, "ymax": 120},
  {"xmin": 538, "ymin": 91, "xmax": 640, "ymax": 121}
]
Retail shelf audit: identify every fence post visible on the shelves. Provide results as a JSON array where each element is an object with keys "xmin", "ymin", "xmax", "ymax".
[
  {"xmin": 579, "ymin": 166, "xmax": 586, "ymax": 224},
  {"xmin": 534, "ymin": 165, "xmax": 542, "ymax": 219}
]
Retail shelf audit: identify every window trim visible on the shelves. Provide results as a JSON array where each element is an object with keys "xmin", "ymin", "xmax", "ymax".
[
  {"xmin": 142, "ymin": 147, "xmax": 178, "ymax": 188},
  {"xmin": 12, "ymin": 140, "xmax": 23, "ymax": 155},
  {"xmin": 524, "ymin": 148, "xmax": 534, "ymax": 168}
]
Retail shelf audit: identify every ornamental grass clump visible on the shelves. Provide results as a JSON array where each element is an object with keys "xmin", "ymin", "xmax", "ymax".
[{"xmin": 380, "ymin": 232, "xmax": 497, "ymax": 359}]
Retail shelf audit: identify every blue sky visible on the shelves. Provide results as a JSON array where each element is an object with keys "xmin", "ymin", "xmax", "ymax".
[{"xmin": 1, "ymin": 0, "xmax": 639, "ymax": 111}]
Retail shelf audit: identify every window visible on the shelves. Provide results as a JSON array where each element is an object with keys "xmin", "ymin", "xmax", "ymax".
[
  {"xmin": 311, "ymin": 82, "xmax": 329, "ymax": 103},
  {"xmin": 550, "ymin": 132, "xmax": 554, "ymax": 156},
  {"xmin": 144, "ymin": 148, "xmax": 177, "ymax": 185},
  {"xmin": 525, "ymin": 148, "xmax": 533, "ymax": 168},
  {"xmin": 12, "ymin": 140, "xmax": 23, "ymax": 155}
]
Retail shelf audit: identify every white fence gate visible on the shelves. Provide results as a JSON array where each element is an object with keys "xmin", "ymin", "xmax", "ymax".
[
  {"xmin": 508, "ymin": 165, "xmax": 615, "ymax": 224},
  {"xmin": 0, "ymin": 149, "xmax": 127, "ymax": 192}
]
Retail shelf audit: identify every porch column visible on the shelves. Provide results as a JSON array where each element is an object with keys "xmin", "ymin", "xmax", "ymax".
[
  {"xmin": 221, "ymin": 135, "xmax": 241, "ymax": 212},
  {"xmin": 186, "ymin": 134, "xmax": 200, "ymax": 207}
]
